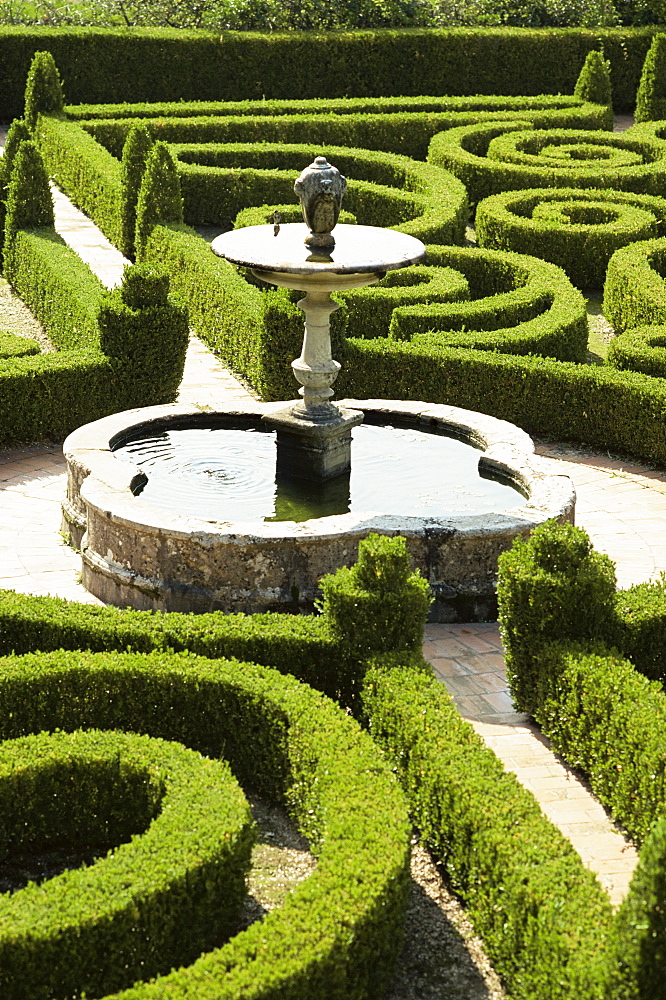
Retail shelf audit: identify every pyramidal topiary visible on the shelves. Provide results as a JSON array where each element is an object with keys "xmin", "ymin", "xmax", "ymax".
[
  {"xmin": 134, "ymin": 142, "xmax": 183, "ymax": 261},
  {"xmin": 573, "ymin": 49, "xmax": 612, "ymax": 108},
  {"xmin": 3, "ymin": 140, "xmax": 54, "ymax": 274},
  {"xmin": 635, "ymin": 34, "xmax": 666, "ymax": 122},
  {"xmin": 120, "ymin": 124, "xmax": 154, "ymax": 259},
  {"xmin": 23, "ymin": 50, "xmax": 64, "ymax": 131}
]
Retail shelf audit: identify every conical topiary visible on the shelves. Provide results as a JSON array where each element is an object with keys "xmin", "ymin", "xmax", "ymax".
[
  {"xmin": 3, "ymin": 140, "xmax": 54, "ymax": 275},
  {"xmin": 23, "ymin": 50, "xmax": 65, "ymax": 132},
  {"xmin": 1, "ymin": 118, "xmax": 31, "ymax": 193},
  {"xmin": 602, "ymin": 816, "xmax": 666, "ymax": 999},
  {"xmin": 134, "ymin": 142, "xmax": 183, "ymax": 261},
  {"xmin": 4, "ymin": 140, "xmax": 54, "ymax": 234},
  {"xmin": 119, "ymin": 124, "xmax": 154, "ymax": 259},
  {"xmin": 574, "ymin": 49, "xmax": 612, "ymax": 107},
  {"xmin": 635, "ymin": 34, "xmax": 666, "ymax": 122},
  {"xmin": 0, "ymin": 118, "xmax": 31, "ymax": 272}
]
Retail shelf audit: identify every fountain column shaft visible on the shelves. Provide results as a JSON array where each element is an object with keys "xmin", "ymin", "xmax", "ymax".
[{"xmin": 292, "ymin": 289, "xmax": 341, "ymax": 414}]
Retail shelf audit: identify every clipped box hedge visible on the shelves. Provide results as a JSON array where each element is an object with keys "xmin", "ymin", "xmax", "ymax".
[
  {"xmin": 75, "ymin": 95, "xmax": 612, "ymax": 163},
  {"xmin": 171, "ymin": 140, "xmax": 468, "ymax": 243},
  {"xmin": 496, "ymin": 520, "xmax": 666, "ymax": 843},
  {"xmin": 0, "ymin": 26, "xmax": 657, "ymax": 118},
  {"xmin": 361, "ymin": 656, "xmax": 613, "ymax": 1000},
  {"xmin": 0, "ymin": 728, "xmax": 254, "ymax": 1000},
  {"xmin": 603, "ymin": 235, "xmax": 666, "ymax": 331},
  {"xmin": 429, "ymin": 123, "xmax": 666, "ymax": 205},
  {"xmin": 0, "ymin": 647, "xmax": 411, "ymax": 1000},
  {"xmin": 475, "ymin": 187, "xmax": 666, "ymax": 288}
]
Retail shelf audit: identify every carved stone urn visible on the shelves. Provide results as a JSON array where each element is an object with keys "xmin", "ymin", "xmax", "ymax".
[{"xmin": 294, "ymin": 156, "xmax": 347, "ymax": 247}]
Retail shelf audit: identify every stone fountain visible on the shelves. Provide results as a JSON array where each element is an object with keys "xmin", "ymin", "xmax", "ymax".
[{"xmin": 62, "ymin": 157, "xmax": 574, "ymax": 621}]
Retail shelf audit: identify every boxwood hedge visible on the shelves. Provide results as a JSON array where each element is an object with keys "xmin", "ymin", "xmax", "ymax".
[
  {"xmin": 428, "ymin": 123, "xmax": 666, "ymax": 204},
  {"xmin": 0, "ymin": 728, "xmax": 254, "ymax": 1000},
  {"xmin": 0, "ymin": 647, "xmax": 411, "ymax": 1000},
  {"xmin": 475, "ymin": 187, "xmax": 666, "ymax": 288}
]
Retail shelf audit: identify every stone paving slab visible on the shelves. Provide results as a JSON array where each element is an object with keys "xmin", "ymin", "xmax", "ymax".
[{"xmin": 0, "ymin": 164, "xmax": 652, "ymax": 908}]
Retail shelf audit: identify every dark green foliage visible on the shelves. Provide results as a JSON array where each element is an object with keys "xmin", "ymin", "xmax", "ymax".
[
  {"xmin": 0, "ymin": 117, "xmax": 31, "ymax": 265},
  {"xmin": 476, "ymin": 187, "xmax": 666, "ymax": 287},
  {"xmin": 79, "ymin": 96, "xmax": 612, "ymax": 163},
  {"xmin": 0, "ymin": 332, "xmax": 39, "ymax": 359},
  {"xmin": 0, "ymin": 535, "xmax": 427, "ymax": 706},
  {"xmin": 171, "ymin": 140, "xmax": 467, "ymax": 245},
  {"xmin": 119, "ymin": 262, "xmax": 169, "ymax": 308},
  {"xmin": 525, "ymin": 643, "xmax": 666, "ymax": 843},
  {"xmin": 429, "ymin": 123, "xmax": 666, "ymax": 205},
  {"xmin": 496, "ymin": 520, "xmax": 617, "ymax": 712},
  {"xmin": 573, "ymin": 48, "xmax": 613, "ymax": 106},
  {"xmin": 604, "ymin": 236, "xmax": 666, "ymax": 332},
  {"xmin": 604, "ymin": 816, "xmax": 666, "ymax": 998},
  {"xmin": 378, "ymin": 245, "xmax": 588, "ymax": 361},
  {"xmin": 635, "ymin": 31, "xmax": 666, "ymax": 120},
  {"xmin": 36, "ymin": 115, "xmax": 124, "ymax": 249},
  {"xmin": 0, "ymin": 728, "xmax": 254, "ymax": 1000},
  {"xmin": 607, "ymin": 324, "xmax": 666, "ymax": 377},
  {"xmin": 321, "ymin": 534, "xmax": 432, "ymax": 659},
  {"xmin": 0, "ymin": 647, "xmax": 411, "ymax": 1000},
  {"xmin": 3, "ymin": 140, "xmax": 54, "ymax": 263},
  {"xmin": 0, "ymin": 27, "xmax": 656, "ymax": 119},
  {"xmin": 23, "ymin": 50, "xmax": 64, "ymax": 131},
  {"xmin": 135, "ymin": 141, "xmax": 183, "ymax": 259},
  {"xmin": 97, "ymin": 266, "xmax": 188, "ymax": 398},
  {"xmin": 119, "ymin": 124, "xmax": 154, "ymax": 258},
  {"xmin": 613, "ymin": 578, "xmax": 666, "ymax": 681},
  {"xmin": 361, "ymin": 659, "xmax": 613, "ymax": 1000}
]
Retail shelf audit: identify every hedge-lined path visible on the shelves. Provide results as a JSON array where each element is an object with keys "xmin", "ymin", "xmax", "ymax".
[{"xmin": 0, "ymin": 155, "xmax": 649, "ymax": 908}]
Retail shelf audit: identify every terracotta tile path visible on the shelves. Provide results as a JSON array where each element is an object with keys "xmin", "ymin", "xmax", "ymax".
[{"xmin": 1, "ymin": 151, "xmax": 658, "ymax": 908}]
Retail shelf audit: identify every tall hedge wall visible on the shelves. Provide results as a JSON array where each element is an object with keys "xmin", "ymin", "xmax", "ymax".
[{"xmin": 0, "ymin": 26, "xmax": 659, "ymax": 119}]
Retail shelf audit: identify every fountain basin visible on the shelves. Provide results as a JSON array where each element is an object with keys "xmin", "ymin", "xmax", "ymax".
[{"xmin": 62, "ymin": 399, "xmax": 574, "ymax": 622}]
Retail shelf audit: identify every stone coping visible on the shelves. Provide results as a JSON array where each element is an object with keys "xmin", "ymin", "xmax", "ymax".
[{"xmin": 63, "ymin": 398, "xmax": 574, "ymax": 617}]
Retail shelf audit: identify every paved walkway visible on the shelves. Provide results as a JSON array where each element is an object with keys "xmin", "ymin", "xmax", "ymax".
[{"xmin": 1, "ymin": 168, "xmax": 654, "ymax": 908}]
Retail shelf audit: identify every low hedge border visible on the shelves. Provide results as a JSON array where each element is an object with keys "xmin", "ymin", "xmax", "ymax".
[
  {"xmin": 75, "ymin": 96, "xmax": 612, "ymax": 164},
  {"xmin": 36, "ymin": 113, "xmax": 124, "ymax": 248},
  {"xmin": 0, "ymin": 534, "xmax": 428, "ymax": 705},
  {"xmin": 0, "ymin": 647, "xmax": 411, "ymax": 1000},
  {"xmin": 475, "ymin": 187, "xmax": 666, "ymax": 288},
  {"xmin": 496, "ymin": 520, "xmax": 666, "ymax": 839},
  {"xmin": 171, "ymin": 141, "xmax": 468, "ymax": 244},
  {"xmin": 361, "ymin": 656, "xmax": 613, "ymax": 1000},
  {"xmin": 0, "ymin": 332, "xmax": 39, "ymax": 359},
  {"xmin": 603, "ymin": 236, "xmax": 666, "ymax": 332},
  {"xmin": 0, "ymin": 135, "xmax": 188, "ymax": 446},
  {"xmin": 0, "ymin": 728, "xmax": 254, "ymax": 1000},
  {"xmin": 428, "ymin": 123, "xmax": 666, "ymax": 205}
]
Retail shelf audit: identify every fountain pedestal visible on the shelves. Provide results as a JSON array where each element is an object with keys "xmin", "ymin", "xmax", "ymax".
[{"xmin": 211, "ymin": 223, "xmax": 426, "ymax": 481}]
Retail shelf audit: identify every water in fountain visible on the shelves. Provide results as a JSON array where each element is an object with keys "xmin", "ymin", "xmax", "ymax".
[{"xmin": 113, "ymin": 418, "xmax": 523, "ymax": 523}]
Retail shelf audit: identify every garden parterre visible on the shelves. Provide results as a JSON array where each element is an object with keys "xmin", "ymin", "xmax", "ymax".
[{"xmin": 2, "ymin": 30, "xmax": 666, "ymax": 1000}]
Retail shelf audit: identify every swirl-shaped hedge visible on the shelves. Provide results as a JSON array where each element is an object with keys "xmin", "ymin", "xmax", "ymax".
[
  {"xmin": 603, "ymin": 236, "xmax": 666, "ymax": 333},
  {"xmin": 0, "ymin": 648, "xmax": 411, "ymax": 1000},
  {"xmin": 0, "ymin": 729, "xmax": 254, "ymax": 1000},
  {"xmin": 428, "ymin": 122, "xmax": 666, "ymax": 204},
  {"xmin": 172, "ymin": 140, "xmax": 468, "ymax": 245},
  {"xmin": 475, "ymin": 188, "xmax": 666, "ymax": 288},
  {"xmin": 339, "ymin": 244, "xmax": 588, "ymax": 365}
]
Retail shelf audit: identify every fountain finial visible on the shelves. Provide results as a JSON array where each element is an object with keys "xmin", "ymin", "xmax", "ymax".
[{"xmin": 294, "ymin": 156, "xmax": 347, "ymax": 248}]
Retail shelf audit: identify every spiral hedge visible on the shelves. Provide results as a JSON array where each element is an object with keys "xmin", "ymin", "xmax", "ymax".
[
  {"xmin": 475, "ymin": 188, "xmax": 666, "ymax": 287},
  {"xmin": 0, "ymin": 728, "xmax": 254, "ymax": 1000},
  {"xmin": 0, "ymin": 648, "xmax": 411, "ymax": 1000},
  {"xmin": 603, "ymin": 236, "xmax": 666, "ymax": 332},
  {"xmin": 428, "ymin": 123, "xmax": 666, "ymax": 204}
]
